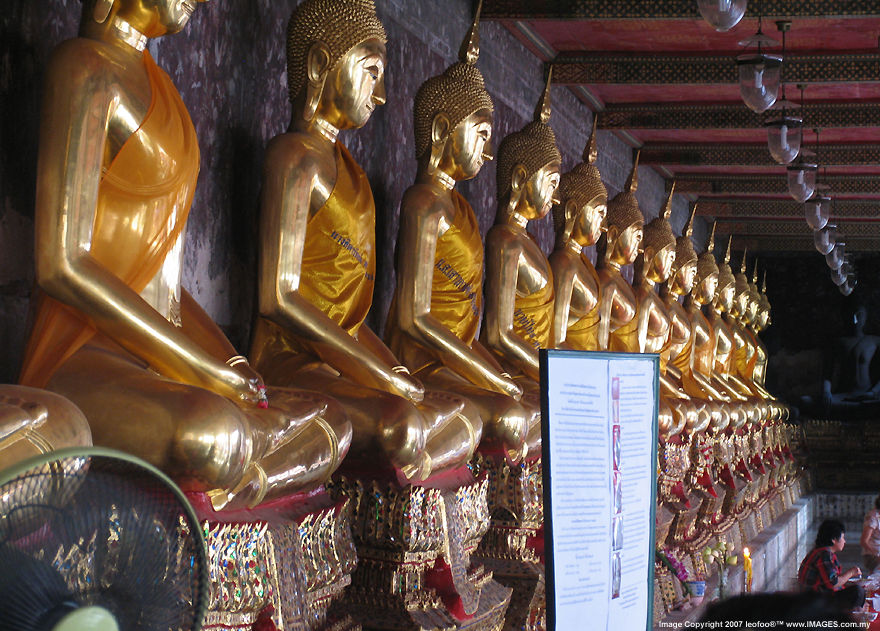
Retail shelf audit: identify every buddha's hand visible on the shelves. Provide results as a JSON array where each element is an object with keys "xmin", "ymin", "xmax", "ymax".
[
  {"xmin": 498, "ymin": 373, "xmax": 523, "ymax": 400},
  {"xmin": 390, "ymin": 366, "xmax": 425, "ymax": 403},
  {"xmin": 243, "ymin": 388, "xmax": 329, "ymax": 455},
  {"xmin": 208, "ymin": 355, "xmax": 268, "ymax": 406}
]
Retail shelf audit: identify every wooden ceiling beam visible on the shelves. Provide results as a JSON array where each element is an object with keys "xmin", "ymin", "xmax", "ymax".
[
  {"xmin": 551, "ymin": 52, "xmax": 880, "ymax": 85},
  {"xmin": 640, "ymin": 143, "xmax": 880, "ymax": 166},
  {"xmin": 697, "ymin": 198, "xmax": 880, "ymax": 219},
  {"xmin": 483, "ymin": 0, "xmax": 880, "ymax": 20},
  {"xmin": 599, "ymin": 102, "xmax": 880, "ymax": 130},
  {"xmin": 676, "ymin": 174, "xmax": 880, "ymax": 196}
]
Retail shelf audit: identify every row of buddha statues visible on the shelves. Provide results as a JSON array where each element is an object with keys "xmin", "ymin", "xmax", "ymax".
[{"xmin": 0, "ymin": 0, "xmax": 801, "ymax": 626}]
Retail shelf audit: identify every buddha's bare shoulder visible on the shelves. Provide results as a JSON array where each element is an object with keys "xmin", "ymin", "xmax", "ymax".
[
  {"xmin": 400, "ymin": 182, "xmax": 450, "ymax": 217},
  {"xmin": 264, "ymin": 131, "xmax": 330, "ymax": 176}
]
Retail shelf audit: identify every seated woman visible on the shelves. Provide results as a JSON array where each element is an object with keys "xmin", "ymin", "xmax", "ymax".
[
  {"xmin": 19, "ymin": 0, "xmax": 350, "ymax": 511},
  {"xmin": 799, "ymin": 519, "xmax": 862, "ymax": 592},
  {"xmin": 251, "ymin": 0, "xmax": 481, "ymax": 481}
]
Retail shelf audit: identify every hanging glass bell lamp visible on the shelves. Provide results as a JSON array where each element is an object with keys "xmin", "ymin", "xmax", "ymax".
[
  {"xmin": 788, "ymin": 159, "xmax": 817, "ymax": 203},
  {"xmin": 697, "ymin": 0, "xmax": 748, "ymax": 32},
  {"xmin": 825, "ymin": 243, "xmax": 845, "ymax": 271},
  {"xmin": 766, "ymin": 114, "xmax": 802, "ymax": 165},
  {"xmin": 840, "ymin": 278, "xmax": 856, "ymax": 296},
  {"xmin": 804, "ymin": 193, "xmax": 831, "ymax": 230},
  {"xmin": 737, "ymin": 53, "xmax": 782, "ymax": 113},
  {"xmin": 812, "ymin": 224, "xmax": 835, "ymax": 255}
]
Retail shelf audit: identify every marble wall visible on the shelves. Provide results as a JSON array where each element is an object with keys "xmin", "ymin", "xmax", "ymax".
[{"xmin": 0, "ymin": 0, "xmax": 706, "ymax": 383}]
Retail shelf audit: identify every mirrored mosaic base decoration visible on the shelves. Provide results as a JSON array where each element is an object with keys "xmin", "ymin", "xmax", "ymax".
[
  {"xmin": 471, "ymin": 456, "xmax": 545, "ymax": 631},
  {"xmin": 328, "ymin": 472, "xmax": 512, "ymax": 630},
  {"xmin": 188, "ymin": 490, "xmax": 357, "ymax": 631}
]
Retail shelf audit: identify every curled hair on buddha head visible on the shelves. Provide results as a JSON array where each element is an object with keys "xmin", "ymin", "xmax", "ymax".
[
  {"xmin": 671, "ymin": 203, "xmax": 698, "ymax": 276},
  {"xmin": 554, "ymin": 117, "xmax": 607, "ymax": 238},
  {"xmin": 286, "ymin": 0, "xmax": 387, "ymax": 104},
  {"xmin": 413, "ymin": 0, "xmax": 494, "ymax": 161},
  {"xmin": 642, "ymin": 182, "xmax": 677, "ymax": 256},
  {"xmin": 605, "ymin": 151, "xmax": 645, "ymax": 237},
  {"xmin": 735, "ymin": 247, "xmax": 751, "ymax": 297},
  {"xmin": 695, "ymin": 221, "xmax": 719, "ymax": 284},
  {"xmin": 815, "ymin": 519, "xmax": 846, "ymax": 547},
  {"xmin": 717, "ymin": 235, "xmax": 736, "ymax": 291},
  {"xmin": 496, "ymin": 68, "xmax": 562, "ymax": 203}
]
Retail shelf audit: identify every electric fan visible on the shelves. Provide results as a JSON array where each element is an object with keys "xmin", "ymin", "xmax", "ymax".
[{"xmin": 0, "ymin": 446, "xmax": 209, "ymax": 631}]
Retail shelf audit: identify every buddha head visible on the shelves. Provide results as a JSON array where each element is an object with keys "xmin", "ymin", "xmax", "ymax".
[
  {"xmin": 693, "ymin": 221, "xmax": 719, "ymax": 306},
  {"xmin": 747, "ymin": 261, "xmax": 762, "ymax": 325},
  {"xmin": 602, "ymin": 152, "xmax": 645, "ymax": 268},
  {"xmin": 286, "ymin": 0, "xmax": 387, "ymax": 129},
  {"xmin": 668, "ymin": 204, "xmax": 698, "ymax": 297},
  {"xmin": 553, "ymin": 117, "xmax": 607, "ymax": 249},
  {"xmin": 82, "ymin": 0, "xmax": 208, "ymax": 36},
  {"xmin": 732, "ymin": 249, "xmax": 752, "ymax": 320},
  {"xmin": 715, "ymin": 236, "xmax": 737, "ymax": 314},
  {"xmin": 414, "ymin": 2, "xmax": 494, "ymax": 182},
  {"xmin": 637, "ymin": 182, "xmax": 677, "ymax": 284},
  {"xmin": 496, "ymin": 70, "xmax": 562, "ymax": 221},
  {"xmin": 757, "ymin": 272, "xmax": 772, "ymax": 330}
]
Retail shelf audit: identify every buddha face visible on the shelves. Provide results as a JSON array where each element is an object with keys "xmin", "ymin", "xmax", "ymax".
[
  {"xmin": 672, "ymin": 260, "xmax": 697, "ymax": 296},
  {"xmin": 318, "ymin": 39, "xmax": 387, "ymax": 130},
  {"xmin": 120, "ymin": 0, "xmax": 205, "ymax": 36},
  {"xmin": 732, "ymin": 287, "xmax": 749, "ymax": 317},
  {"xmin": 439, "ymin": 108, "xmax": 493, "ymax": 181},
  {"xmin": 696, "ymin": 273, "xmax": 718, "ymax": 305},
  {"xmin": 716, "ymin": 283, "xmax": 735, "ymax": 313},
  {"xmin": 571, "ymin": 194, "xmax": 607, "ymax": 247},
  {"xmin": 649, "ymin": 244, "xmax": 676, "ymax": 283},
  {"xmin": 613, "ymin": 222, "xmax": 644, "ymax": 266},
  {"xmin": 520, "ymin": 161, "xmax": 561, "ymax": 220}
]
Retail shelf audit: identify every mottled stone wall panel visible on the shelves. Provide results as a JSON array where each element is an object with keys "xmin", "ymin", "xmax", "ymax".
[{"xmin": 0, "ymin": 0, "xmax": 702, "ymax": 382}]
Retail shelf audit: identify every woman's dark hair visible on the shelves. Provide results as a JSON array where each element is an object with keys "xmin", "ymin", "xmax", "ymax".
[
  {"xmin": 700, "ymin": 591, "xmax": 854, "ymax": 624},
  {"xmin": 816, "ymin": 519, "xmax": 846, "ymax": 547},
  {"xmin": 874, "ymin": 494, "xmax": 880, "ymax": 510}
]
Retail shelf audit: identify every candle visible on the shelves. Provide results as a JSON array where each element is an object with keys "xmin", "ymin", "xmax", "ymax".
[{"xmin": 743, "ymin": 547, "xmax": 753, "ymax": 593}]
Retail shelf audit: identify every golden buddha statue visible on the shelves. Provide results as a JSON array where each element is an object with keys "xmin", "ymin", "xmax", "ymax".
[
  {"xmin": 633, "ymin": 184, "xmax": 694, "ymax": 439},
  {"xmin": 19, "ymin": 0, "xmax": 350, "ymax": 511},
  {"xmin": 596, "ymin": 153, "xmax": 643, "ymax": 352},
  {"xmin": 548, "ymin": 118, "xmax": 605, "ymax": 352},
  {"xmin": 250, "ymin": 0, "xmax": 481, "ymax": 482},
  {"xmin": 731, "ymin": 256, "xmax": 773, "ymax": 405},
  {"xmin": 661, "ymin": 205, "xmax": 711, "ymax": 437},
  {"xmin": 753, "ymin": 272, "xmax": 772, "ymax": 391},
  {"xmin": 386, "ymin": 7, "xmax": 531, "ymax": 464},
  {"xmin": 481, "ymin": 72, "xmax": 563, "ymax": 456}
]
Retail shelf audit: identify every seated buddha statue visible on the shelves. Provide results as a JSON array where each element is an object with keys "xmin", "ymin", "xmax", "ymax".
[
  {"xmin": 19, "ymin": 0, "xmax": 350, "ymax": 511},
  {"xmin": 386, "ymin": 10, "xmax": 531, "ymax": 464},
  {"xmin": 706, "ymin": 237, "xmax": 755, "ymax": 426},
  {"xmin": 660, "ymin": 205, "xmax": 711, "ymax": 437},
  {"xmin": 730, "ymin": 256, "xmax": 773, "ymax": 406},
  {"xmin": 548, "ymin": 118, "xmax": 605, "ymax": 352},
  {"xmin": 633, "ymin": 184, "xmax": 694, "ymax": 439},
  {"xmin": 250, "ymin": 0, "xmax": 481, "ymax": 481},
  {"xmin": 596, "ymin": 153, "xmax": 643, "ymax": 352},
  {"xmin": 481, "ymin": 73, "xmax": 563, "ymax": 457}
]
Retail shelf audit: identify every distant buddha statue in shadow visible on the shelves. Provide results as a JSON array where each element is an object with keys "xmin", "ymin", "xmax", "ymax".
[{"xmin": 824, "ymin": 305, "xmax": 880, "ymax": 406}]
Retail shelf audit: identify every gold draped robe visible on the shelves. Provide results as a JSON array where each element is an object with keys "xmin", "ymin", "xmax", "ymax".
[
  {"xmin": 562, "ymin": 254, "xmax": 600, "ymax": 351},
  {"xmin": 20, "ymin": 51, "xmax": 198, "ymax": 387},
  {"xmin": 250, "ymin": 142, "xmax": 375, "ymax": 375},
  {"xmin": 386, "ymin": 189, "xmax": 483, "ymax": 375}
]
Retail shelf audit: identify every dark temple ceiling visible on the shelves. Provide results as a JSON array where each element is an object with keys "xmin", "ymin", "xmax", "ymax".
[{"xmin": 484, "ymin": 0, "xmax": 880, "ymax": 252}]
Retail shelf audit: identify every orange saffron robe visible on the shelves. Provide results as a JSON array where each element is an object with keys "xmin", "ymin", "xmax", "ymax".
[
  {"xmin": 20, "ymin": 51, "xmax": 198, "ymax": 387},
  {"xmin": 387, "ymin": 189, "xmax": 483, "ymax": 375},
  {"xmin": 563, "ymin": 255, "xmax": 600, "ymax": 351},
  {"xmin": 250, "ymin": 141, "xmax": 375, "ymax": 375}
]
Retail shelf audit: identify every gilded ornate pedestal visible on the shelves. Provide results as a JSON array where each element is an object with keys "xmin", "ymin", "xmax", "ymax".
[
  {"xmin": 471, "ymin": 456, "xmax": 545, "ymax": 631},
  {"xmin": 188, "ymin": 491, "xmax": 357, "ymax": 631},
  {"xmin": 329, "ymin": 470, "xmax": 511, "ymax": 630}
]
